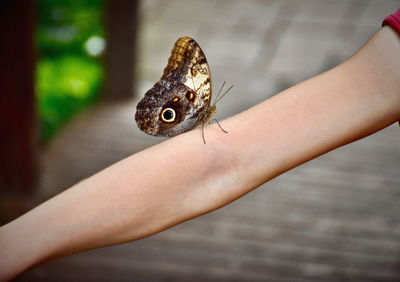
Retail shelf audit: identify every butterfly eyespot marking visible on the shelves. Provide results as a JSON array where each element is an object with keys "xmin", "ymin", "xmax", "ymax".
[
  {"xmin": 161, "ymin": 108, "xmax": 176, "ymax": 123},
  {"xmin": 172, "ymin": 97, "xmax": 179, "ymax": 102},
  {"xmin": 186, "ymin": 91, "xmax": 195, "ymax": 101}
]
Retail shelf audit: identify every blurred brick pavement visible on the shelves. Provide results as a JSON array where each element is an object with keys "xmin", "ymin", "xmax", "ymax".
[{"xmin": 18, "ymin": 0, "xmax": 400, "ymax": 281}]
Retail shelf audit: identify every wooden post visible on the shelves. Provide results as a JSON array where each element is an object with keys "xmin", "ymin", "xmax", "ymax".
[
  {"xmin": 0, "ymin": 1, "xmax": 38, "ymax": 195},
  {"xmin": 104, "ymin": 0, "xmax": 138, "ymax": 99}
]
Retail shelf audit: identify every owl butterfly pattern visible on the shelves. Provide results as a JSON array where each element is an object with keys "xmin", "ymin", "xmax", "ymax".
[{"xmin": 135, "ymin": 37, "xmax": 232, "ymax": 144}]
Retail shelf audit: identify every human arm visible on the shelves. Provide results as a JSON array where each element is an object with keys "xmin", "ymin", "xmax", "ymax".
[{"xmin": 1, "ymin": 26, "xmax": 400, "ymax": 280}]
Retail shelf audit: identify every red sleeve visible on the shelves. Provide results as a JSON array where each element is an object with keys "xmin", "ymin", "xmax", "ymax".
[
  {"xmin": 382, "ymin": 8, "xmax": 400, "ymax": 36},
  {"xmin": 382, "ymin": 9, "xmax": 400, "ymax": 126}
]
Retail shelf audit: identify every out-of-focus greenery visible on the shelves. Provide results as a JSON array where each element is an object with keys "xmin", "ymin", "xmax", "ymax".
[{"xmin": 37, "ymin": 0, "xmax": 104, "ymax": 141}]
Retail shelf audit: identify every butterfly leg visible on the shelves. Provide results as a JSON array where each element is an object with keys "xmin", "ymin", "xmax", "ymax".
[
  {"xmin": 201, "ymin": 123, "xmax": 206, "ymax": 144},
  {"xmin": 201, "ymin": 119, "xmax": 227, "ymax": 144},
  {"xmin": 211, "ymin": 119, "xmax": 228, "ymax": 133}
]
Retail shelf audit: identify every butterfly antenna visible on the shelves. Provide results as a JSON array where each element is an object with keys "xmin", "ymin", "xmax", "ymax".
[
  {"xmin": 214, "ymin": 81, "xmax": 226, "ymax": 102},
  {"xmin": 215, "ymin": 84, "xmax": 233, "ymax": 105}
]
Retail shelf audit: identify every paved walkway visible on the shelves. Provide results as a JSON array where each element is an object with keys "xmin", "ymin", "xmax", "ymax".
[{"xmin": 18, "ymin": 0, "xmax": 400, "ymax": 281}]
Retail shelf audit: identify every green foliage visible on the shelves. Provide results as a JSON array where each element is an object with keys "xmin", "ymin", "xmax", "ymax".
[
  {"xmin": 36, "ymin": 0, "xmax": 104, "ymax": 141},
  {"xmin": 37, "ymin": 56, "xmax": 103, "ymax": 140},
  {"xmin": 37, "ymin": 0, "xmax": 104, "ymax": 56}
]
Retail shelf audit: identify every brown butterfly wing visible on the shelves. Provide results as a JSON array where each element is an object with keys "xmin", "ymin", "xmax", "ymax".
[
  {"xmin": 135, "ymin": 37, "xmax": 214, "ymax": 137},
  {"xmin": 163, "ymin": 37, "xmax": 212, "ymax": 109}
]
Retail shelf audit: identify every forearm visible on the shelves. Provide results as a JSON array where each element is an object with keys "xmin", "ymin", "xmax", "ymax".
[
  {"xmin": 1, "ymin": 27, "xmax": 400, "ymax": 280},
  {"xmin": 221, "ymin": 26, "xmax": 400, "ymax": 189}
]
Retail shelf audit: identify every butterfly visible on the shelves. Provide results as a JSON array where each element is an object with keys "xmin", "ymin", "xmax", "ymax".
[{"xmin": 135, "ymin": 37, "xmax": 232, "ymax": 144}]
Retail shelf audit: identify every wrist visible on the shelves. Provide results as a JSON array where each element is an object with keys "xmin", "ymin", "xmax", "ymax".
[{"xmin": 0, "ymin": 217, "xmax": 50, "ymax": 280}]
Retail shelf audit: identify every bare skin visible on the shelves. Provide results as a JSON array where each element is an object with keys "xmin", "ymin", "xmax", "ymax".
[{"xmin": 1, "ymin": 26, "xmax": 400, "ymax": 280}]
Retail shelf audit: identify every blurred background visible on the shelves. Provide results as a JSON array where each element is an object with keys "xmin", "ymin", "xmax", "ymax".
[{"xmin": 1, "ymin": 0, "xmax": 400, "ymax": 281}]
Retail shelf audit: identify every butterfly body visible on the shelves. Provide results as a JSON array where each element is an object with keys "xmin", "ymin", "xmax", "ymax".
[{"xmin": 135, "ymin": 37, "xmax": 215, "ymax": 137}]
